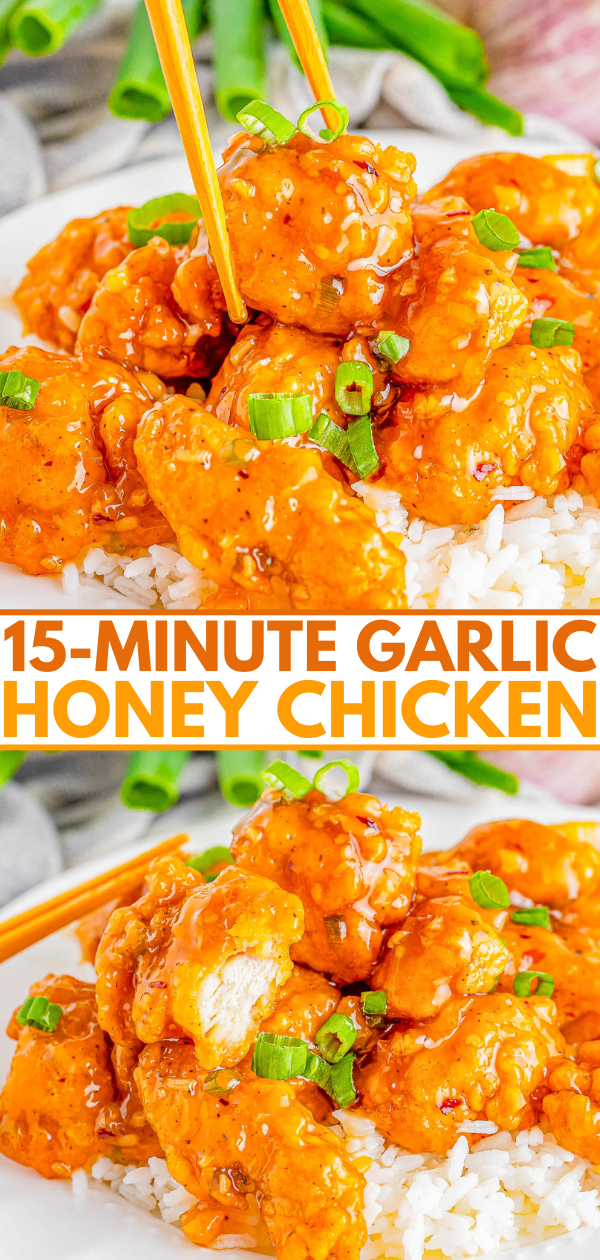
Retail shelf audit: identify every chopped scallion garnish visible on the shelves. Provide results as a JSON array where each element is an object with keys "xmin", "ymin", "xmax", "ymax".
[
  {"xmin": 330, "ymin": 1052, "xmax": 357, "ymax": 1107},
  {"xmin": 335, "ymin": 361, "xmax": 374, "ymax": 415},
  {"xmin": 513, "ymin": 970, "xmax": 555, "ymax": 998},
  {"xmin": 324, "ymin": 914, "xmax": 346, "ymax": 942},
  {"xmin": 248, "ymin": 392, "xmax": 312, "ymax": 439},
  {"xmin": 469, "ymin": 870, "xmax": 510, "ymax": 910},
  {"xmin": 312, "ymin": 759, "xmax": 361, "ymax": 800},
  {"xmin": 0, "ymin": 370, "xmax": 40, "ymax": 411},
  {"xmin": 127, "ymin": 193, "xmax": 200, "ymax": 247},
  {"xmin": 373, "ymin": 331, "xmax": 411, "ymax": 364},
  {"xmin": 516, "ymin": 247, "xmax": 556, "ymax": 271},
  {"xmin": 297, "ymin": 98, "xmax": 348, "ymax": 142},
  {"xmin": 237, "ymin": 98, "xmax": 296, "ymax": 146},
  {"xmin": 308, "ymin": 412, "xmax": 356, "ymax": 472},
  {"xmin": 304, "ymin": 1051, "xmax": 333, "ymax": 1092},
  {"xmin": 17, "ymin": 995, "xmax": 62, "ymax": 1032},
  {"xmin": 203, "ymin": 1068, "xmax": 241, "ymax": 1098},
  {"xmin": 252, "ymin": 1032, "xmax": 309, "ymax": 1079},
  {"xmin": 511, "ymin": 906, "xmax": 551, "ymax": 930},
  {"xmin": 186, "ymin": 846, "xmax": 233, "ymax": 881},
  {"xmin": 361, "ymin": 990, "xmax": 387, "ymax": 1016},
  {"xmin": 315, "ymin": 1013, "xmax": 357, "ymax": 1063},
  {"xmin": 472, "ymin": 208, "xmax": 520, "ymax": 251},
  {"xmin": 347, "ymin": 413, "xmax": 380, "ymax": 478},
  {"xmin": 530, "ymin": 317, "xmax": 575, "ymax": 348},
  {"xmin": 261, "ymin": 759, "xmax": 312, "ymax": 800}
]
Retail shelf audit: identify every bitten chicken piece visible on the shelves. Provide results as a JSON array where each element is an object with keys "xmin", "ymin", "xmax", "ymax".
[
  {"xmin": 357, "ymin": 993, "xmax": 564, "ymax": 1154},
  {"xmin": 0, "ymin": 344, "xmax": 172, "ymax": 575},
  {"xmin": 425, "ymin": 152, "xmax": 600, "ymax": 250},
  {"xmin": 375, "ymin": 343, "xmax": 596, "ymax": 526},
  {"xmin": 134, "ymin": 398, "xmax": 406, "ymax": 609},
  {"xmin": 0, "ymin": 975, "xmax": 160, "ymax": 1178},
  {"xmin": 232, "ymin": 789, "xmax": 421, "ymax": 983},
  {"xmin": 77, "ymin": 229, "xmax": 234, "ymax": 379},
  {"xmin": 498, "ymin": 919, "xmax": 600, "ymax": 1028},
  {"xmin": 543, "ymin": 1041, "xmax": 600, "ymax": 1164},
  {"xmin": 436, "ymin": 817, "xmax": 600, "ymax": 907},
  {"xmin": 261, "ymin": 964, "xmax": 340, "ymax": 1043},
  {"xmin": 219, "ymin": 129, "xmax": 415, "ymax": 334},
  {"xmin": 136, "ymin": 1040, "xmax": 367, "ymax": 1258},
  {"xmin": 95, "ymin": 856, "xmax": 304, "ymax": 1068},
  {"xmin": 372, "ymin": 895, "xmax": 509, "ymax": 1020},
  {"xmin": 389, "ymin": 198, "xmax": 528, "ymax": 390},
  {"xmin": 14, "ymin": 207, "xmax": 132, "ymax": 351}
]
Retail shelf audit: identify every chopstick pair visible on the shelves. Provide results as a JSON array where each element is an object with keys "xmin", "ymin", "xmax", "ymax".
[
  {"xmin": 142, "ymin": 0, "xmax": 338, "ymax": 324},
  {"xmin": 0, "ymin": 833, "xmax": 186, "ymax": 964}
]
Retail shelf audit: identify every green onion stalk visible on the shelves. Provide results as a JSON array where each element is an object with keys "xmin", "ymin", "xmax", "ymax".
[
  {"xmin": 427, "ymin": 751, "xmax": 519, "ymax": 795},
  {"xmin": 0, "ymin": 0, "xmax": 24, "ymax": 62},
  {"xmin": 0, "ymin": 751, "xmax": 27, "ymax": 788},
  {"xmin": 322, "ymin": 0, "xmax": 390, "ymax": 50},
  {"xmin": 209, "ymin": 0, "xmax": 266, "ymax": 123},
  {"xmin": 215, "ymin": 750, "xmax": 266, "ymax": 807},
  {"xmin": 110, "ymin": 0, "xmax": 206, "ymax": 122},
  {"xmin": 11, "ymin": 0, "xmax": 101, "ymax": 56},
  {"xmin": 121, "ymin": 750, "xmax": 191, "ymax": 812}
]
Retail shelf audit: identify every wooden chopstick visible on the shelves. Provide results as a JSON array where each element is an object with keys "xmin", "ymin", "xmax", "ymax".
[
  {"xmin": 275, "ymin": 0, "xmax": 340, "ymax": 134},
  {"xmin": 144, "ymin": 0, "xmax": 247, "ymax": 325},
  {"xmin": 0, "ymin": 833, "xmax": 186, "ymax": 964}
]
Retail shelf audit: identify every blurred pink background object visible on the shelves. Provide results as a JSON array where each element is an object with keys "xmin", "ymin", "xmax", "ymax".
[
  {"xmin": 439, "ymin": 0, "xmax": 600, "ymax": 144},
  {"xmin": 488, "ymin": 751, "xmax": 600, "ymax": 804}
]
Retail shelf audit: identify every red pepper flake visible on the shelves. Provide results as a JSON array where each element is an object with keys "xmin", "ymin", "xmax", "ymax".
[
  {"xmin": 357, "ymin": 816, "xmax": 380, "ymax": 831},
  {"xmin": 523, "ymin": 949, "xmax": 546, "ymax": 968},
  {"xmin": 148, "ymin": 980, "xmax": 167, "ymax": 989},
  {"xmin": 44, "ymin": 461, "xmax": 53, "ymax": 466},
  {"xmin": 474, "ymin": 462, "xmax": 497, "ymax": 482},
  {"xmin": 395, "ymin": 1017, "xmax": 415, "ymax": 1033},
  {"xmin": 445, "ymin": 210, "xmax": 470, "ymax": 218},
  {"xmin": 93, "ymin": 514, "xmax": 112, "ymax": 523},
  {"xmin": 355, "ymin": 160, "xmax": 378, "ymax": 176},
  {"xmin": 439, "ymin": 1098, "xmax": 463, "ymax": 1114},
  {"xmin": 97, "ymin": 1128, "xmax": 116, "ymax": 1137},
  {"xmin": 283, "ymin": 214, "xmax": 291, "ymax": 225}
]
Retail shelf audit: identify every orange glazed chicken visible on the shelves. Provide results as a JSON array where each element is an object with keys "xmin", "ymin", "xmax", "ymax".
[{"xmin": 4, "ymin": 784, "xmax": 600, "ymax": 1253}]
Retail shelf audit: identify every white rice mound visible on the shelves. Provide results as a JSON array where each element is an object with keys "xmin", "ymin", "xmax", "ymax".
[
  {"xmin": 62, "ymin": 487, "xmax": 600, "ymax": 611},
  {"xmin": 83, "ymin": 1118, "xmax": 600, "ymax": 1260}
]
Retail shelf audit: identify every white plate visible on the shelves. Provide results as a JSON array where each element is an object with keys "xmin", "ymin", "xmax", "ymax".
[
  {"xmin": 1, "ymin": 787, "xmax": 599, "ymax": 1259},
  {"xmin": 0, "ymin": 128, "xmax": 588, "ymax": 610}
]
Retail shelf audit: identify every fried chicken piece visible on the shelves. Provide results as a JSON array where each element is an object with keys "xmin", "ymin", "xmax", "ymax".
[
  {"xmin": 14, "ymin": 207, "xmax": 132, "ymax": 351},
  {"xmin": 543, "ymin": 1041, "xmax": 600, "ymax": 1163},
  {"xmin": 511, "ymin": 263, "xmax": 600, "ymax": 377},
  {"xmin": 261, "ymin": 964, "xmax": 340, "ymax": 1043},
  {"xmin": 372, "ymin": 895, "xmax": 509, "ymax": 1020},
  {"xmin": 0, "ymin": 975, "xmax": 160, "ymax": 1178},
  {"xmin": 436, "ymin": 817, "xmax": 600, "ymax": 908},
  {"xmin": 498, "ymin": 919, "xmax": 600, "ymax": 1028},
  {"xmin": 95, "ymin": 856, "xmax": 304, "ymax": 1068},
  {"xmin": 388, "ymin": 197, "xmax": 527, "ymax": 390},
  {"xmin": 219, "ymin": 130, "xmax": 415, "ymax": 335},
  {"xmin": 77, "ymin": 229, "xmax": 234, "ymax": 379},
  {"xmin": 76, "ymin": 885, "xmax": 143, "ymax": 965},
  {"xmin": 0, "ymin": 344, "xmax": 173, "ymax": 575},
  {"xmin": 357, "ymin": 993, "xmax": 564, "ymax": 1154},
  {"xmin": 134, "ymin": 397, "xmax": 406, "ymax": 609},
  {"xmin": 425, "ymin": 152, "xmax": 600, "ymax": 250},
  {"xmin": 136, "ymin": 1040, "xmax": 367, "ymax": 1258},
  {"xmin": 232, "ymin": 789, "xmax": 421, "ymax": 983},
  {"xmin": 375, "ymin": 343, "xmax": 596, "ymax": 526}
]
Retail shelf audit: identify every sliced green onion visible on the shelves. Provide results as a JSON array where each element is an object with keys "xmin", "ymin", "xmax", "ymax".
[
  {"xmin": 0, "ymin": 751, "xmax": 27, "ymax": 786},
  {"xmin": 248, "ymin": 392, "xmax": 312, "ymax": 439},
  {"xmin": 595, "ymin": 159, "xmax": 600, "ymax": 187},
  {"xmin": 186, "ymin": 846, "xmax": 234, "ymax": 882},
  {"xmin": 347, "ymin": 414, "xmax": 380, "ymax": 479},
  {"xmin": 11, "ymin": 0, "xmax": 101, "ymax": 56},
  {"xmin": 120, "ymin": 751, "xmax": 191, "ymax": 812},
  {"xmin": 330, "ymin": 1052, "xmax": 357, "ymax": 1107},
  {"xmin": 308, "ymin": 412, "xmax": 356, "ymax": 472},
  {"xmin": 203, "ymin": 1067, "xmax": 242, "ymax": 1098},
  {"xmin": 427, "ymin": 752, "xmax": 518, "ymax": 795},
  {"xmin": 511, "ymin": 906, "xmax": 551, "ymax": 930},
  {"xmin": 361, "ymin": 990, "xmax": 387, "ymax": 1016},
  {"xmin": 261, "ymin": 759, "xmax": 312, "ymax": 800},
  {"xmin": 530, "ymin": 317, "xmax": 575, "ymax": 348},
  {"xmin": 297, "ymin": 749, "xmax": 323, "ymax": 759},
  {"xmin": 17, "ymin": 995, "xmax": 62, "ymax": 1032},
  {"xmin": 315, "ymin": 1013, "xmax": 357, "ymax": 1063},
  {"xmin": 469, "ymin": 870, "xmax": 510, "ymax": 910},
  {"xmin": 297, "ymin": 98, "xmax": 348, "ymax": 142},
  {"xmin": 513, "ymin": 970, "xmax": 555, "ymax": 998},
  {"xmin": 0, "ymin": 0, "xmax": 24, "ymax": 64},
  {"xmin": 211, "ymin": 0, "xmax": 266, "ymax": 123},
  {"xmin": 216, "ymin": 750, "xmax": 266, "ymax": 807},
  {"xmin": 304, "ymin": 1050, "xmax": 333, "ymax": 1092},
  {"xmin": 312, "ymin": 759, "xmax": 360, "ymax": 799},
  {"xmin": 517, "ymin": 247, "xmax": 556, "ymax": 272},
  {"xmin": 127, "ymin": 193, "xmax": 201, "ymax": 248},
  {"xmin": 373, "ymin": 331, "xmax": 411, "ymax": 364},
  {"xmin": 472, "ymin": 208, "xmax": 520, "ymax": 251},
  {"xmin": 236, "ymin": 98, "xmax": 296, "ymax": 145},
  {"xmin": 252, "ymin": 1032, "xmax": 309, "ymax": 1079},
  {"xmin": 320, "ymin": 129, "xmax": 334, "ymax": 140},
  {"xmin": 335, "ymin": 361, "xmax": 374, "ymax": 415},
  {"xmin": 324, "ymin": 914, "xmax": 346, "ymax": 942},
  {"xmin": 0, "ymin": 370, "xmax": 40, "ymax": 411}
]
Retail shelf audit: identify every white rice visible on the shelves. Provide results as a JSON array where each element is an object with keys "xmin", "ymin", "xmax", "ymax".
[
  {"xmin": 85, "ymin": 1120, "xmax": 600, "ymax": 1259},
  {"xmin": 62, "ymin": 487, "xmax": 600, "ymax": 611}
]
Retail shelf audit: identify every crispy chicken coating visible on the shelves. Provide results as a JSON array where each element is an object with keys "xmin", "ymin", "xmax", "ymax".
[
  {"xmin": 261, "ymin": 964, "xmax": 340, "ymax": 1043},
  {"xmin": 372, "ymin": 895, "xmax": 509, "ymax": 1020},
  {"xmin": 498, "ymin": 919, "xmax": 600, "ymax": 1028},
  {"xmin": 375, "ymin": 344, "xmax": 596, "ymax": 526},
  {"xmin": 218, "ymin": 130, "xmax": 415, "ymax": 335},
  {"xmin": 95, "ymin": 856, "xmax": 304, "ymax": 1068},
  {"xmin": 136, "ymin": 1040, "xmax": 367, "ymax": 1258},
  {"xmin": 232, "ymin": 789, "xmax": 421, "ymax": 983},
  {"xmin": 77, "ymin": 230, "xmax": 234, "ymax": 379},
  {"xmin": 134, "ymin": 397, "xmax": 406, "ymax": 609},
  {"xmin": 76, "ymin": 886, "xmax": 143, "ymax": 965},
  {"xmin": 0, "ymin": 975, "xmax": 159, "ymax": 1178},
  {"xmin": 357, "ymin": 993, "xmax": 565, "ymax": 1154},
  {"xmin": 14, "ymin": 207, "xmax": 132, "ymax": 351},
  {"xmin": 543, "ymin": 1040, "xmax": 600, "ymax": 1164},
  {"xmin": 437, "ymin": 817, "xmax": 600, "ymax": 908},
  {"xmin": 0, "ymin": 344, "xmax": 172, "ymax": 575}
]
